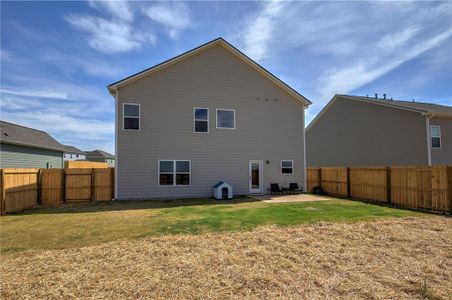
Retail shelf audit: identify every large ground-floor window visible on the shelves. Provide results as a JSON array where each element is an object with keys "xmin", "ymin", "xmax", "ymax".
[{"xmin": 159, "ymin": 160, "xmax": 191, "ymax": 186}]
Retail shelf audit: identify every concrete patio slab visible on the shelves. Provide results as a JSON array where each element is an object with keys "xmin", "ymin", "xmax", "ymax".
[{"xmin": 250, "ymin": 194, "xmax": 333, "ymax": 203}]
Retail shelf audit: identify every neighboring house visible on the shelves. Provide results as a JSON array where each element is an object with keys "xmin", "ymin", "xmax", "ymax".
[
  {"xmin": 63, "ymin": 145, "xmax": 86, "ymax": 161},
  {"xmin": 107, "ymin": 37, "xmax": 311, "ymax": 200},
  {"xmin": 85, "ymin": 150, "xmax": 115, "ymax": 167},
  {"xmin": 0, "ymin": 120, "xmax": 64, "ymax": 168},
  {"xmin": 306, "ymin": 94, "xmax": 452, "ymax": 167}
]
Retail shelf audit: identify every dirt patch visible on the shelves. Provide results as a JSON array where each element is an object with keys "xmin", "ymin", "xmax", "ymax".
[{"xmin": 1, "ymin": 216, "xmax": 451, "ymax": 299}]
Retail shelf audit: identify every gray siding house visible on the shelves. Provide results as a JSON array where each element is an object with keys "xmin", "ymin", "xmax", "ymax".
[
  {"xmin": 306, "ymin": 95, "xmax": 452, "ymax": 167},
  {"xmin": 108, "ymin": 38, "xmax": 311, "ymax": 200},
  {"xmin": 85, "ymin": 150, "xmax": 115, "ymax": 167},
  {"xmin": 0, "ymin": 121, "xmax": 64, "ymax": 168}
]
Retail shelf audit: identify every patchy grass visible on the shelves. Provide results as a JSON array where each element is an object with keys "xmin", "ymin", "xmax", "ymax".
[
  {"xmin": 0, "ymin": 197, "xmax": 422, "ymax": 254},
  {"xmin": 1, "ymin": 217, "xmax": 450, "ymax": 299}
]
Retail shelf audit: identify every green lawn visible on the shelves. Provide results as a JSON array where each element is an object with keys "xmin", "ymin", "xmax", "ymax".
[{"xmin": 0, "ymin": 198, "xmax": 423, "ymax": 254}]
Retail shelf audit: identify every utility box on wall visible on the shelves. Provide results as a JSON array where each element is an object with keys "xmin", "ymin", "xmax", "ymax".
[{"xmin": 213, "ymin": 181, "xmax": 233, "ymax": 200}]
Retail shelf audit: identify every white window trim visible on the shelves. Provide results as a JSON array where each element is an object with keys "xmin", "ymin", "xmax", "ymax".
[
  {"xmin": 216, "ymin": 108, "xmax": 236, "ymax": 129},
  {"xmin": 430, "ymin": 125, "xmax": 441, "ymax": 149},
  {"xmin": 281, "ymin": 160, "xmax": 294, "ymax": 175},
  {"xmin": 123, "ymin": 103, "xmax": 141, "ymax": 131},
  {"xmin": 193, "ymin": 107, "xmax": 209, "ymax": 133},
  {"xmin": 158, "ymin": 160, "xmax": 191, "ymax": 187}
]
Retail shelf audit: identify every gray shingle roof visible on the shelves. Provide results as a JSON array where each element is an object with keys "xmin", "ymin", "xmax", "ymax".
[
  {"xmin": 85, "ymin": 149, "xmax": 115, "ymax": 159},
  {"xmin": 63, "ymin": 145, "xmax": 85, "ymax": 155},
  {"xmin": 341, "ymin": 95, "xmax": 452, "ymax": 117},
  {"xmin": 0, "ymin": 120, "xmax": 64, "ymax": 151}
]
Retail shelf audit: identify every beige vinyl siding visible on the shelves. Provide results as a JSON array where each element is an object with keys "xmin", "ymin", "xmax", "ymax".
[
  {"xmin": 430, "ymin": 117, "xmax": 452, "ymax": 165},
  {"xmin": 306, "ymin": 96, "xmax": 428, "ymax": 167},
  {"xmin": 0, "ymin": 143, "xmax": 63, "ymax": 168},
  {"xmin": 116, "ymin": 45, "xmax": 305, "ymax": 199}
]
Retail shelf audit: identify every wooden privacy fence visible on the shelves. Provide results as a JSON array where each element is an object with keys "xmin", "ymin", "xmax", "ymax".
[
  {"xmin": 307, "ymin": 166, "xmax": 452, "ymax": 213},
  {"xmin": 64, "ymin": 160, "xmax": 108, "ymax": 169},
  {"xmin": 0, "ymin": 168, "xmax": 114, "ymax": 214}
]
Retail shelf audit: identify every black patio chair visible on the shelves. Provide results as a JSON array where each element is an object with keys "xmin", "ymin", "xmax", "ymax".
[
  {"xmin": 289, "ymin": 183, "xmax": 303, "ymax": 194},
  {"xmin": 270, "ymin": 183, "xmax": 283, "ymax": 195}
]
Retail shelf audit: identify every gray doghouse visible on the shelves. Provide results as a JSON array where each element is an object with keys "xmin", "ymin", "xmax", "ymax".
[{"xmin": 213, "ymin": 181, "xmax": 233, "ymax": 200}]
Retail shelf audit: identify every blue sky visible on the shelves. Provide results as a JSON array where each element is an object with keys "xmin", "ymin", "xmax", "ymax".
[{"xmin": 1, "ymin": 1, "xmax": 451, "ymax": 154}]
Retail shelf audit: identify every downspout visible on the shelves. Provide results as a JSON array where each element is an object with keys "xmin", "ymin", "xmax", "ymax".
[
  {"xmin": 303, "ymin": 104, "xmax": 307, "ymax": 191},
  {"xmin": 114, "ymin": 89, "xmax": 119, "ymax": 200},
  {"xmin": 425, "ymin": 114, "xmax": 433, "ymax": 166}
]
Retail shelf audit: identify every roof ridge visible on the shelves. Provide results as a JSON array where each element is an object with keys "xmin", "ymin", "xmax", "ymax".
[
  {"xmin": 340, "ymin": 94, "xmax": 451, "ymax": 108},
  {"xmin": 0, "ymin": 120, "xmax": 48, "ymax": 133}
]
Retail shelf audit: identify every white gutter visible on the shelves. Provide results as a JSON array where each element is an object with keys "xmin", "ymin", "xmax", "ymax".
[{"xmin": 425, "ymin": 114, "xmax": 433, "ymax": 166}]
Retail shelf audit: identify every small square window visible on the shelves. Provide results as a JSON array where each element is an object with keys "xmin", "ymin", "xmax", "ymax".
[
  {"xmin": 281, "ymin": 160, "xmax": 293, "ymax": 174},
  {"xmin": 216, "ymin": 109, "xmax": 235, "ymax": 129}
]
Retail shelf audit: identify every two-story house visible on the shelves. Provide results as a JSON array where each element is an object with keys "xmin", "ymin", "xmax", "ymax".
[
  {"xmin": 108, "ymin": 38, "xmax": 311, "ymax": 200},
  {"xmin": 306, "ymin": 94, "xmax": 452, "ymax": 167}
]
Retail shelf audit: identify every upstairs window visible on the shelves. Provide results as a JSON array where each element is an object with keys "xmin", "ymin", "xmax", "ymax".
[
  {"xmin": 430, "ymin": 126, "xmax": 441, "ymax": 149},
  {"xmin": 194, "ymin": 108, "xmax": 209, "ymax": 133},
  {"xmin": 281, "ymin": 160, "xmax": 294, "ymax": 174},
  {"xmin": 159, "ymin": 160, "xmax": 191, "ymax": 186},
  {"xmin": 216, "ymin": 109, "xmax": 235, "ymax": 129},
  {"xmin": 123, "ymin": 103, "xmax": 140, "ymax": 130}
]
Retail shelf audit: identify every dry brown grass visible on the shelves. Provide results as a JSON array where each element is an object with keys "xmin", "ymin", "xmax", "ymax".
[{"xmin": 1, "ymin": 216, "xmax": 451, "ymax": 299}]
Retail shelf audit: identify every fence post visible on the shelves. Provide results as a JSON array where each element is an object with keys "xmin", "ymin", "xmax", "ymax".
[
  {"xmin": 0, "ymin": 169, "xmax": 5, "ymax": 215},
  {"xmin": 111, "ymin": 168, "xmax": 115, "ymax": 201},
  {"xmin": 62, "ymin": 168, "xmax": 66, "ymax": 203},
  {"xmin": 447, "ymin": 166, "xmax": 452, "ymax": 214},
  {"xmin": 318, "ymin": 168, "xmax": 322, "ymax": 189},
  {"xmin": 37, "ymin": 169, "xmax": 42, "ymax": 204},
  {"xmin": 91, "ymin": 168, "xmax": 95, "ymax": 202},
  {"xmin": 346, "ymin": 167, "xmax": 351, "ymax": 198},
  {"xmin": 386, "ymin": 167, "xmax": 392, "ymax": 204}
]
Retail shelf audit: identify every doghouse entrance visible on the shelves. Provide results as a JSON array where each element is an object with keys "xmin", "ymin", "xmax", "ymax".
[{"xmin": 221, "ymin": 187, "xmax": 228, "ymax": 199}]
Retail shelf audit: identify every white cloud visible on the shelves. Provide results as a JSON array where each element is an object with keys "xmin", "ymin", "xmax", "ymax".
[
  {"xmin": 89, "ymin": 0, "xmax": 133, "ymax": 22},
  {"xmin": 378, "ymin": 27, "xmax": 419, "ymax": 50},
  {"xmin": 241, "ymin": 0, "xmax": 287, "ymax": 61},
  {"xmin": 66, "ymin": 15, "xmax": 156, "ymax": 54},
  {"xmin": 143, "ymin": 2, "xmax": 192, "ymax": 39},
  {"xmin": 1, "ymin": 88, "xmax": 69, "ymax": 100},
  {"xmin": 1, "ymin": 110, "xmax": 114, "ymax": 141},
  {"xmin": 318, "ymin": 28, "xmax": 452, "ymax": 101}
]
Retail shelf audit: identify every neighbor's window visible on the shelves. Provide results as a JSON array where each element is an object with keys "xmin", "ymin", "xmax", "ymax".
[
  {"xmin": 430, "ymin": 126, "xmax": 441, "ymax": 149},
  {"xmin": 194, "ymin": 108, "xmax": 208, "ymax": 133},
  {"xmin": 159, "ymin": 160, "xmax": 191, "ymax": 186},
  {"xmin": 281, "ymin": 160, "xmax": 293, "ymax": 174},
  {"xmin": 216, "ymin": 109, "xmax": 235, "ymax": 129},
  {"xmin": 123, "ymin": 103, "xmax": 140, "ymax": 130}
]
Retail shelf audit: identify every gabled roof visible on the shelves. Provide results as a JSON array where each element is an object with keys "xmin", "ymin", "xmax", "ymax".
[
  {"xmin": 0, "ymin": 120, "xmax": 64, "ymax": 151},
  {"xmin": 85, "ymin": 149, "xmax": 115, "ymax": 159},
  {"xmin": 343, "ymin": 95, "xmax": 452, "ymax": 117},
  {"xmin": 107, "ymin": 37, "xmax": 311, "ymax": 106},
  {"xmin": 307, "ymin": 94, "xmax": 452, "ymax": 131},
  {"xmin": 63, "ymin": 145, "xmax": 85, "ymax": 155}
]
